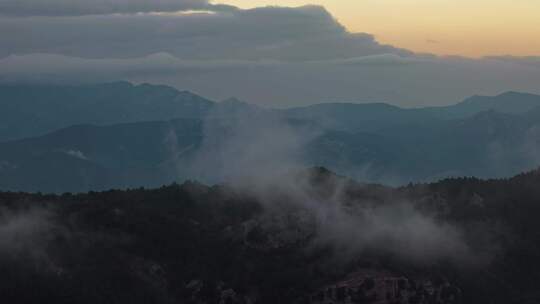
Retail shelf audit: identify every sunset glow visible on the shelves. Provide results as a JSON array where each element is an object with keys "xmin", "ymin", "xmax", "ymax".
[{"xmin": 216, "ymin": 0, "xmax": 540, "ymax": 57}]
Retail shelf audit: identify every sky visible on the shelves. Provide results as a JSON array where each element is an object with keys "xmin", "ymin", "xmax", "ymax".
[
  {"xmin": 217, "ymin": 0, "xmax": 540, "ymax": 57},
  {"xmin": 0, "ymin": 0, "xmax": 540, "ymax": 107}
]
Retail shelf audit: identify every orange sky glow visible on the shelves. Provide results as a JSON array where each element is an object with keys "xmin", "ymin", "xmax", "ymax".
[{"xmin": 216, "ymin": 0, "xmax": 540, "ymax": 57}]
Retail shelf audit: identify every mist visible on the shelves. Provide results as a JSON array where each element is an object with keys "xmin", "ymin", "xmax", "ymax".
[
  {"xmin": 172, "ymin": 109, "xmax": 482, "ymax": 266},
  {"xmin": 0, "ymin": 207, "xmax": 55, "ymax": 265}
]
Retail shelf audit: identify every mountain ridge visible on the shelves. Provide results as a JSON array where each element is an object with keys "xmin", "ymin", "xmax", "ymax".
[
  {"xmin": 2, "ymin": 82, "xmax": 540, "ymax": 142},
  {"xmin": 2, "ymin": 106, "xmax": 540, "ymax": 192}
]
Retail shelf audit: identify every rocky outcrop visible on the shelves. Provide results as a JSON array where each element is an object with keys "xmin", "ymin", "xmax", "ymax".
[{"xmin": 308, "ymin": 269, "xmax": 461, "ymax": 304}]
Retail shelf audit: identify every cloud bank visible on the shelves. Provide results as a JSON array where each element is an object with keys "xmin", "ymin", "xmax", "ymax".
[
  {"xmin": 2, "ymin": 52, "xmax": 540, "ymax": 107},
  {"xmin": 0, "ymin": 5, "xmax": 405, "ymax": 60},
  {"xmin": 0, "ymin": 3, "xmax": 539, "ymax": 107}
]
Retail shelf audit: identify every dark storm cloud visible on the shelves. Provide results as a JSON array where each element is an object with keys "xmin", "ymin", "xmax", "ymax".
[
  {"xmin": 0, "ymin": 5, "xmax": 408, "ymax": 60},
  {"xmin": 0, "ymin": 0, "xmax": 234, "ymax": 16}
]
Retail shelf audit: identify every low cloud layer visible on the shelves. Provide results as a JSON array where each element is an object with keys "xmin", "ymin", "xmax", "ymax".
[{"xmin": 2, "ymin": 52, "xmax": 540, "ymax": 107}]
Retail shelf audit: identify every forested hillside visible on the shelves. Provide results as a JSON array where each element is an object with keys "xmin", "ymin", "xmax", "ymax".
[{"xmin": 1, "ymin": 168, "xmax": 540, "ymax": 303}]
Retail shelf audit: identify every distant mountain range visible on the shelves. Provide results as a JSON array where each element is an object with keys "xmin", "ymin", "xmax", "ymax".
[
  {"xmin": 0, "ymin": 119, "xmax": 204, "ymax": 192},
  {"xmin": 2, "ymin": 82, "xmax": 540, "ymax": 192},
  {"xmin": 2, "ymin": 82, "xmax": 540, "ymax": 142},
  {"xmin": 0, "ymin": 82, "xmax": 213, "ymax": 142}
]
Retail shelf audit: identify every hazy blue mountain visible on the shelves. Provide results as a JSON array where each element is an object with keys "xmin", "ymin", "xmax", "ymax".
[
  {"xmin": 2, "ymin": 81, "xmax": 540, "ymax": 142},
  {"xmin": 2, "ymin": 82, "xmax": 540, "ymax": 192},
  {"xmin": 0, "ymin": 119, "xmax": 204, "ymax": 192},
  {"xmin": 422, "ymin": 91, "xmax": 540, "ymax": 119},
  {"xmin": 0, "ymin": 119, "xmax": 203, "ymax": 168},
  {"xmin": 281, "ymin": 91, "xmax": 540, "ymax": 132},
  {"xmin": 0, "ymin": 82, "xmax": 214, "ymax": 141},
  {"xmin": 307, "ymin": 109, "xmax": 540, "ymax": 184},
  {"xmin": 2, "ymin": 107, "xmax": 540, "ymax": 192},
  {"xmin": 281, "ymin": 102, "xmax": 438, "ymax": 132}
]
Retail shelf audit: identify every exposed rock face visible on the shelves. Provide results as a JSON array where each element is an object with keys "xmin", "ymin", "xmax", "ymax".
[
  {"xmin": 308, "ymin": 270, "xmax": 461, "ymax": 304},
  {"xmin": 181, "ymin": 270, "xmax": 462, "ymax": 304}
]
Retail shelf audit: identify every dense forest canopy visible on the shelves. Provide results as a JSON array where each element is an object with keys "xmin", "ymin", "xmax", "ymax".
[{"xmin": 2, "ymin": 167, "xmax": 540, "ymax": 303}]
